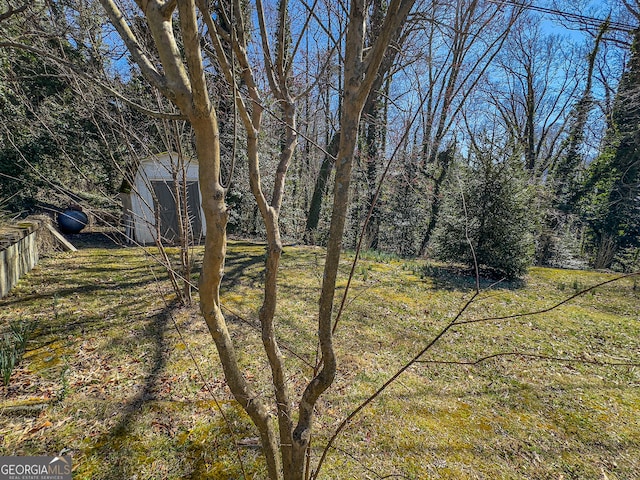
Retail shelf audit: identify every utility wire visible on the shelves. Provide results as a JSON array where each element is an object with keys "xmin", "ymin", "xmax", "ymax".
[{"xmin": 488, "ymin": 0, "xmax": 637, "ymax": 32}]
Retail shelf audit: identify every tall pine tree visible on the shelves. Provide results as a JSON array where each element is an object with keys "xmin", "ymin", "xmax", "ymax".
[
  {"xmin": 431, "ymin": 140, "xmax": 535, "ymax": 279},
  {"xmin": 580, "ymin": 25, "xmax": 640, "ymax": 269}
]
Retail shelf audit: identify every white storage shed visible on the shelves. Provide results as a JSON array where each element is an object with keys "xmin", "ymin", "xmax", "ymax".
[{"xmin": 120, "ymin": 152, "xmax": 206, "ymax": 245}]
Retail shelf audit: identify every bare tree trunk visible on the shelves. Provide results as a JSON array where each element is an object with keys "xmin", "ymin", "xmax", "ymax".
[
  {"xmin": 244, "ymin": 103, "xmax": 296, "ymax": 478},
  {"xmin": 197, "ymin": 113, "xmax": 284, "ymax": 480},
  {"xmin": 304, "ymin": 131, "xmax": 339, "ymax": 241},
  {"xmin": 362, "ymin": 81, "xmax": 384, "ymax": 250},
  {"xmin": 524, "ymin": 63, "xmax": 536, "ymax": 172},
  {"xmin": 292, "ymin": 1, "xmax": 415, "ymax": 474},
  {"xmin": 419, "ymin": 146, "xmax": 455, "ymax": 253},
  {"xmin": 305, "ymin": 7, "xmax": 405, "ymax": 245},
  {"xmin": 291, "ymin": 116, "xmax": 359, "ymax": 478},
  {"xmin": 416, "ymin": 0, "xmax": 520, "ymax": 256}
]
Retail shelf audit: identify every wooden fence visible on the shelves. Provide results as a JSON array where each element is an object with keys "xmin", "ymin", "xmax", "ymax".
[{"xmin": 0, "ymin": 220, "xmax": 43, "ymax": 299}]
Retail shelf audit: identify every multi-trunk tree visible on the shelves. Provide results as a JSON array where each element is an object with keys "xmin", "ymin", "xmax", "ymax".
[
  {"xmin": 4, "ymin": 0, "xmax": 639, "ymax": 477},
  {"xmin": 96, "ymin": 0, "xmax": 417, "ymax": 478}
]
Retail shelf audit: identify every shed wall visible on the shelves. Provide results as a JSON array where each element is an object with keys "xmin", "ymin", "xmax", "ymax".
[{"xmin": 126, "ymin": 153, "xmax": 205, "ymax": 244}]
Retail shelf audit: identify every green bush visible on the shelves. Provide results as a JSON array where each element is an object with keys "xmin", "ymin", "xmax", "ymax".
[{"xmin": 430, "ymin": 146, "xmax": 535, "ymax": 279}]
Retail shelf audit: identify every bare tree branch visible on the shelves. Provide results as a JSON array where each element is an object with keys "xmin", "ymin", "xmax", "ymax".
[
  {"xmin": 0, "ymin": 41, "xmax": 185, "ymax": 119},
  {"xmin": 98, "ymin": 0, "xmax": 167, "ymax": 93},
  {"xmin": 312, "ymin": 289, "xmax": 480, "ymax": 480},
  {"xmin": 332, "ymin": 87, "xmax": 432, "ymax": 335},
  {"xmin": 455, "ymin": 271, "xmax": 640, "ymax": 326},
  {"xmin": 416, "ymin": 351, "xmax": 640, "ymax": 367},
  {"xmin": 316, "ymin": 268, "xmax": 639, "ymax": 478},
  {"xmin": 0, "ymin": 1, "xmax": 29, "ymax": 22}
]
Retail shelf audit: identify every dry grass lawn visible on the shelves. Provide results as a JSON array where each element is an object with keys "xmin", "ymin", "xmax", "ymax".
[{"xmin": 1, "ymin": 239, "xmax": 638, "ymax": 479}]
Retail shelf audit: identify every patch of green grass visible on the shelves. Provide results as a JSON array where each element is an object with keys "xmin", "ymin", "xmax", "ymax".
[
  {"xmin": 0, "ymin": 320, "xmax": 36, "ymax": 386},
  {"xmin": 0, "ymin": 241, "xmax": 638, "ymax": 479}
]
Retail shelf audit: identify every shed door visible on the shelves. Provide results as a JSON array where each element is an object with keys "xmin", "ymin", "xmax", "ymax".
[{"xmin": 151, "ymin": 181, "xmax": 202, "ymax": 243}]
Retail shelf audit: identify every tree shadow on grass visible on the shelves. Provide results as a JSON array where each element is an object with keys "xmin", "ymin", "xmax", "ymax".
[
  {"xmin": 85, "ymin": 299, "xmax": 176, "ymax": 478},
  {"xmin": 422, "ymin": 263, "xmax": 526, "ymax": 292},
  {"xmin": 222, "ymin": 241, "xmax": 267, "ymax": 288},
  {"xmin": 1, "ymin": 247, "xmax": 161, "ymax": 309},
  {"xmin": 83, "ymin": 299, "xmax": 257, "ymax": 479},
  {"xmin": 1, "ymin": 272, "xmax": 165, "ymax": 363},
  {"xmin": 65, "ymin": 232, "xmax": 124, "ymax": 250},
  {"xmin": 0, "ymin": 274, "xmax": 159, "ymax": 310}
]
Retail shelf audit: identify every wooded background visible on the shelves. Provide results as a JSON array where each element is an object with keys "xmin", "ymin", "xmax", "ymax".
[{"xmin": 0, "ymin": 0, "xmax": 638, "ymax": 277}]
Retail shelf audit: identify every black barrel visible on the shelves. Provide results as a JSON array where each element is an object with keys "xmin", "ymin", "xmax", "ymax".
[{"xmin": 58, "ymin": 209, "xmax": 88, "ymax": 234}]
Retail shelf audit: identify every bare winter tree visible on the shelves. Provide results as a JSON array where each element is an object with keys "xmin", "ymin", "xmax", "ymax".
[
  {"xmin": 1, "ymin": 1, "xmax": 638, "ymax": 478},
  {"xmin": 485, "ymin": 15, "xmax": 582, "ymax": 177},
  {"xmin": 413, "ymin": 0, "xmax": 523, "ymax": 254}
]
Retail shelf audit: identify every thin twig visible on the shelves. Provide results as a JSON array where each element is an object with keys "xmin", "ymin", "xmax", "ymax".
[
  {"xmin": 253, "ymin": 95, "xmax": 337, "ymax": 161},
  {"xmin": 459, "ymin": 176, "xmax": 480, "ymax": 293},
  {"xmin": 331, "ymin": 85, "xmax": 432, "ymax": 335},
  {"xmin": 455, "ymin": 271, "xmax": 640, "ymax": 326},
  {"xmin": 416, "ymin": 351, "xmax": 640, "ymax": 367},
  {"xmin": 0, "ymin": 42, "xmax": 184, "ymax": 119},
  {"xmin": 315, "ymin": 269, "xmax": 639, "ymax": 477},
  {"xmin": 312, "ymin": 290, "xmax": 479, "ymax": 479},
  {"xmin": 328, "ymin": 444, "xmax": 412, "ymax": 479}
]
